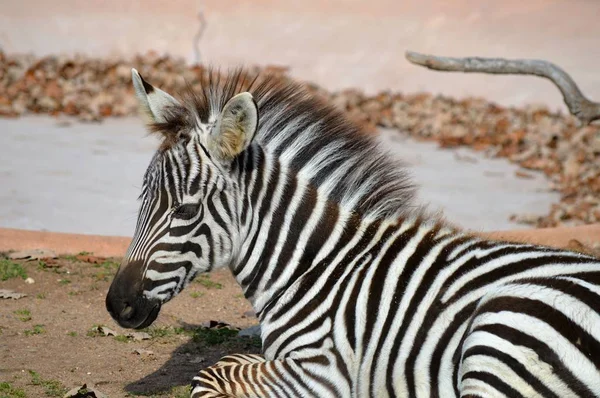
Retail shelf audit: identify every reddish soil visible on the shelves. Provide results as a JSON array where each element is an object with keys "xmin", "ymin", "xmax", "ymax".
[
  {"xmin": 0, "ymin": 254, "xmax": 258, "ymax": 397},
  {"xmin": 2, "ymin": 224, "xmax": 600, "ymax": 397},
  {"xmin": 3, "ymin": 225, "xmax": 600, "ymax": 259}
]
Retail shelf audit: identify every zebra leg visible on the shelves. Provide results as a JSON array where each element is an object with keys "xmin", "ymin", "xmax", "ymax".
[
  {"xmin": 190, "ymin": 354, "xmax": 329, "ymax": 398},
  {"xmin": 190, "ymin": 356, "xmax": 291, "ymax": 398},
  {"xmin": 212, "ymin": 354, "xmax": 267, "ymax": 368},
  {"xmin": 457, "ymin": 281, "xmax": 600, "ymax": 398}
]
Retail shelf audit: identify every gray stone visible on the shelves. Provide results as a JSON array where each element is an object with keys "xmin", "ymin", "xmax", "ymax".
[{"xmin": 238, "ymin": 325, "xmax": 261, "ymax": 338}]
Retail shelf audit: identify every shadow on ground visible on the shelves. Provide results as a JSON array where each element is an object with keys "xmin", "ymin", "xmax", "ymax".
[{"xmin": 124, "ymin": 321, "xmax": 262, "ymax": 395}]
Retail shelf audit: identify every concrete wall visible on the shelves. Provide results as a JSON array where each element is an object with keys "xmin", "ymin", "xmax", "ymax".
[{"xmin": 2, "ymin": 0, "xmax": 599, "ymax": 109}]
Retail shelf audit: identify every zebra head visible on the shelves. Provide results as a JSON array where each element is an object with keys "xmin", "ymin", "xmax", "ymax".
[{"xmin": 106, "ymin": 70, "xmax": 258, "ymax": 329}]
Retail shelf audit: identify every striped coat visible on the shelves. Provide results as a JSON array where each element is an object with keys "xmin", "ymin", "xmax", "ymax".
[{"xmin": 106, "ymin": 68, "xmax": 600, "ymax": 397}]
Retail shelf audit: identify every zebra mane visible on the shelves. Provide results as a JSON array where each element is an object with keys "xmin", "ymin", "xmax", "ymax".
[{"xmin": 156, "ymin": 68, "xmax": 418, "ymax": 220}]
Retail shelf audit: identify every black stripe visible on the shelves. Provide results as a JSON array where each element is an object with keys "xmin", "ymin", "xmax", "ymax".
[
  {"xmin": 461, "ymin": 371, "xmax": 524, "ymax": 398},
  {"xmin": 443, "ymin": 253, "xmax": 593, "ymax": 305},
  {"xmin": 385, "ymin": 234, "xmax": 472, "ymax": 398},
  {"xmin": 462, "ymin": 345, "xmax": 559, "ymax": 398},
  {"xmin": 477, "ymin": 296, "xmax": 600, "ymax": 369},
  {"xmin": 474, "ymin": 323, "xmax": 593, "ymax": 396},
  {"xmin": 523, "ymin": 276, "xmax": 600, "ymax": 318},
  {"xmin": 243, "ymin": 170, "xmax": 296, "ymax": 299},
  {"xmin": 268, "ymin": 183, "xmax": 318, "ymax": 283},
  {"xmin": 235, "ymin": 160, "xmax": 281, "ymax": 282}
]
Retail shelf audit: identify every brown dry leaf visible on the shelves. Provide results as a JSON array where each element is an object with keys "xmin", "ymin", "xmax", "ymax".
[
  {"xmin": 44, "ymin": 80, "xmax": 63, "ymax": 99},
  {"xmin": 515, "ymin": 170, "xmax": 535, "ymax": 179},
  {"xmin": 39, "ymin": 258, "xmax": 61, "ymax": 268},
  {"xmin": 2, "ymin": 51, "xmax": 600, "ymax": 227},
  {"xmin": 75, "ymin": 255, "xmax": 106, "ymax": 264}
]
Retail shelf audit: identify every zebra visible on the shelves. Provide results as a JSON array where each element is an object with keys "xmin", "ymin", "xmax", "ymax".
[{"xmin": 105, "ymin": 67, "xmax": 600, "ymax": 398}]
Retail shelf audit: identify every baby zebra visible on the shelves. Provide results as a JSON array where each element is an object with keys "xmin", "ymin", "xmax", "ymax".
[{"xmin": 106, "ymin": 68, "xmax": 600, "ymax": 397}]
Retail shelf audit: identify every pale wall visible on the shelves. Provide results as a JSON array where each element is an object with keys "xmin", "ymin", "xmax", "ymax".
[{"xmin": 1, "ymin": 0, "xmax": 598, "ymax": 109}]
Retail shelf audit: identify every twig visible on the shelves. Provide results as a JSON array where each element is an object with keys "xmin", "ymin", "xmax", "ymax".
[
  {"xmin": 193, "ymin": 9, "xmax": 207, "ymax": 64},
  {"xmin": 405, "ymin": 51, "xmax": 600, "ymax": 126}
]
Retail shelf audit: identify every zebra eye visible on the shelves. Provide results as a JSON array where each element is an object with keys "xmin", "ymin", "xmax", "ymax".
[{"xmin": 173, "ymin": 203, "xmax": 200, "ymax": 220}]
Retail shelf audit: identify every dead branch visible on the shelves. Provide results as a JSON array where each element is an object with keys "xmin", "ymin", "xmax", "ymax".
[
  {"xmin": 193, "ymin": 9, "xmax": 207, "ymax": 64},
  {"xmin": 405, "ymin": 51, "xmax": 600, "ymax": 126}
]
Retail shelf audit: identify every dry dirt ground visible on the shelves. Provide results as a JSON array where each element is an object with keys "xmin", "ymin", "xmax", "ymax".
[{"xmin": 0, "ymin": 253, "xmax": 260, "ymax": 398}]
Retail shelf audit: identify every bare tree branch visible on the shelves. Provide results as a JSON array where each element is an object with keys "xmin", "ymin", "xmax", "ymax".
[
  {"xmin": 193, "ymin": 9, "xmax": 207, "ymax": 64},
  {"xmin": 405, "ymin": 51, "xmax": 600, "ymax": 126}
]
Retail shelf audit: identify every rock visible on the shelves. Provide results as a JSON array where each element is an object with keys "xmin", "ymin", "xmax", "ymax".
[
  {"xmin": 25, "ymin": 277, "xmax": 35, "ymax": 284},
  {"xmin": 9, "ymin": 248, "xmax": 57, "ymax": 260},
  {"xmin": 190, "ymin": 356, "xmax": 206, "ymax": 364},
  {"xmin": 63, "ymin": 383, "xmax": 108, "ymax": 398},
  {"xmin": 0, "ymin": 289, "xmax": 27, "ymax": 299},
  {"xmin": 97, "ymin": 326, "xmax": 118, "ymax": 337},
  {"xmin": 127, "ymin": 331, "xmax": 151, "ymax": 341},
  {"xmin": 133, "ymin": 348, "xmax": 154, "ymax": 356},
  {"xmin": 238, "ymin": 325, "xmax": 261, "ymax": 338}
]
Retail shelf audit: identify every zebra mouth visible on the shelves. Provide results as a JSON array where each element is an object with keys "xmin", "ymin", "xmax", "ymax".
[{"xmin": 134, "ymin": 303, "xmax": 161, "ymax": 329}]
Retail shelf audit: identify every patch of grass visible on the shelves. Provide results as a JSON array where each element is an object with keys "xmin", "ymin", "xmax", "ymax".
[
  {"xmin": 58, "ymin": 278, "xmax": 71, "ymax": 286},
  {"xmin": 244, "ymin": 336, "xmax": 263, "ymax": 350},
  {"xmin": 23, "ymin": 324, "xmax": 45, "ymax": 336},
  {"xmin": 29, "ymin": 370, "xmax": 67, "ymax": 397},
  {"xmin": 0, "ymin": 381, "xmax": 27, "ymax": 398},
  {"xmin": 13, "ymin": 309, "xmax": 31, "ymax": 322},
  {"xmin": 60, "ymin": 254, "xmax": 78, "ymax": 261},
  {"xmin": 95, "ymin": 259, "xmax": 120, "ymax": 271},
  {"xmin": 194, "ymin": 274, "xmax": 222, "ymax": 289},
  {"xmin": 92, "ymin": 272, "xmax": 111, "ymax": 282},
  {"xmin": 0, "ymin": 259, "xmax": 27, "ymax": 281},
  {"xmin": 124, "ymin": 384, "xmax": 191, "ymax": 398},
  {"xmin": 72, "ymin": 385, "xmax": 91, "ymax": 395},
  {"xmin": 234, "ymin": 293, "xmax": 245, "ymax": 299},
  {"xmin": 192, "ymin": 328, "xmax": 239, "ymax": 346},
  {"xmin": 67, "ymin": 290, "xmax": 82, "ymax": 296},
  {"xmin": 113, "ymin": 334, "xmax": 130, "ymax": 343},
  {"xmin": 78, "ymin": 251, "xmax": 92, "ymax": 256},
  {"xmin": 189, "ymin": 291, "xmax": 204, "ymax": 299},
  {"xmin": 141, "ymin": 325, "xmax": 188, "ymax": 339},
  {"xmin": 86, "ymin": 325, "xmax": 105, "ymax": 337},
  {"xmin": 67, "ymin": 331, "xmax": 77, "ymax": 337},
  {"xmin": 36, "ymin": 292, "xmax": 46, "ymax": 299},
  {"xmin": 169, "ymin": 385, "xmax": 191, "ymax": 398}
]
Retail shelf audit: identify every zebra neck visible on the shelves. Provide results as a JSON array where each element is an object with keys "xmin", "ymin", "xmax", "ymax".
[
  {"xmin": 230, "ymin": 149, "xmax": 437, "ymax": 317},
  {"xmin": 229, "ymin": 146, "xmax": 366, "ymax": 314}
]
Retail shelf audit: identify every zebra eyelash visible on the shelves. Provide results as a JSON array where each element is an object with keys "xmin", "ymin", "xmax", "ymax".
[{"xmin": 171, "ymin": 202, "xmax": 201, "ymax": 220}]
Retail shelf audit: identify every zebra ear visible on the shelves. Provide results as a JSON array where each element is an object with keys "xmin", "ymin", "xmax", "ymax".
[
  {"xmin": 209, "ymin": 92, "xmax": 258, "ymax": 162},
  {"xmin": 131, "ymin": 68, "xmax": 181, "ymax": 124}
]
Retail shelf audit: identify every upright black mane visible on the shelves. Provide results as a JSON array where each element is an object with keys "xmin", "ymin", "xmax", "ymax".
[{"xmin": 157, "ymin": 68, "xmax": 418, "ymax": 220}]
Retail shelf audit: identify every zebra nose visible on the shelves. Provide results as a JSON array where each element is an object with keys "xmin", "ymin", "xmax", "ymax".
[{"xmin": 120, "ymin": 304, "xmax": 135, "ymax": 320}]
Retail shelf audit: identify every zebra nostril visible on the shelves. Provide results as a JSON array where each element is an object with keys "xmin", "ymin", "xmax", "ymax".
[{"xmin": 120, "ymin": 305, "xmax": 134, "ymax": 320}]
